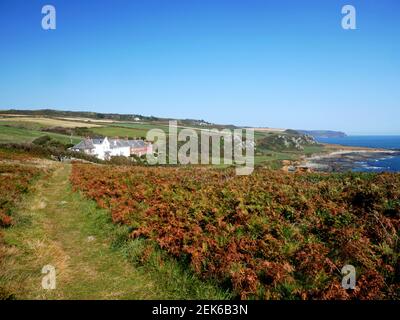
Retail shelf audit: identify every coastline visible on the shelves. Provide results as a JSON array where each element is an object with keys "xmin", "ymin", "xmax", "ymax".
[{"xmin": 297, "ymin": 144, "xmax": 400, "ymax": 173}]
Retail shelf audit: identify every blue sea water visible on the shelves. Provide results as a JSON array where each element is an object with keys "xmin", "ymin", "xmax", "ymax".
[{"xmin": 316, "ymin": 136, "xmax": 400, "ymax": 173}]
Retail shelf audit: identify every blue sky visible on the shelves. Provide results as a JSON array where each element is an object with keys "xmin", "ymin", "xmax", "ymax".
[{"xmin": 0, "ymin": 0, "xmax": 399, "ymax": 134}]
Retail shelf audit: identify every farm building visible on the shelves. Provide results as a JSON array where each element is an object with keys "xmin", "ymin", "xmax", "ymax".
[{"xmin": 70, "ymin": 137, "xmax": 153, "ymax": 160}]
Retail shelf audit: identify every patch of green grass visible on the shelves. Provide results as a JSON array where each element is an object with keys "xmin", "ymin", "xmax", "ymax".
[
  {"xmin": 89, "ymin": 126, "xmax": 149, "ymax": 139},
  {"xmin": 254, "ymin": 152, "xmax": 296, "ymax": 165},
  {"xmin": 0, "ymin": 125, "xmax": 81, "ymax": 145},
  {"xmin": 109, "ymin": 122, "xmax": 170, "ymax": 131},
  {"xmin": 114, "ymin": 234, "xmax": 231, "ymax": 299},
  {"xmin": 302, "ymin": 145, "xmax": 325, "ymax": 156},
  {"xmin": 0, "ymin": 120, "xmax": 46, "ymax": 131}
]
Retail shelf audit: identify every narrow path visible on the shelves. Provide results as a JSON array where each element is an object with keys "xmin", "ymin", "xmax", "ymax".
[{"xmin": 1, "ymin": 164, "xmax": 162, "ymax": 299}]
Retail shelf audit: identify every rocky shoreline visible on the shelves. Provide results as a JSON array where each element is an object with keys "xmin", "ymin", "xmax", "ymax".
[{"xmin": 301, "ymin": 149, "xmax": 400, "ymax": 173}]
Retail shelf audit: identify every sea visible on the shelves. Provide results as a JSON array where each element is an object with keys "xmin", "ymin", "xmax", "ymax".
[{"xmin": 316, "ymin": 136, "xmax": 400, "ymax": 173}]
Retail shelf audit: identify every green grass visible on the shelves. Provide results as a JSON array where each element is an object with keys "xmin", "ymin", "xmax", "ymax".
[
  {"xmin": 254, "ymin": 152, "xmax": 297, "ymax": 165},
  {"xmin": 0, "ymin": 125, "xmax": 81, "ymax": 145},
  {"xmin": 302, "ymin": 145, "xmax": 326, "ymax": 156},
  {"xmin": 109, "ymin": 122, "xmax": 170, "ymax": 131},
  {"xmin": 91, "ymin": 123, "xmax": 202, "ymax": 139},
  {"xmin": 0, "ymin": 163, "xmax": 229, "ymax": 300},
  {"xmin": 0, "ymin": 120, "xmax": 46, "ymax": 131},
  {"xmin": 253, "ymin": 142, "xmax": 327, "ymax": 168},
  {"xmin": 89, "ymin": 126, "xmax": 150, "ymax": 139}
]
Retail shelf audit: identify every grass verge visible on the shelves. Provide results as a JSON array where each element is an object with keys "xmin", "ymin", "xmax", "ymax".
[{"xmin": 0, "ymin": 163, "xmax": 229, "ymax": 300}]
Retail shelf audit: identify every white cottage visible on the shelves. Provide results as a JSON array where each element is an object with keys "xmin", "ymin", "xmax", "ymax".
[{"xmin": 70, "ymin": 137, "xmax": 152, "ymax": 160}]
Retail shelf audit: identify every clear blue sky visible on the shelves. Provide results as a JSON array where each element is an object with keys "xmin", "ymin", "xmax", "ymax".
[{"xmin": 0, "ymin": 0, "xmax": 399, "ymax": 134}]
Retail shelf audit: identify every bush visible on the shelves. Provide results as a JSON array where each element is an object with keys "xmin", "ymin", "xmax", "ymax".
[
  {"xmin": 0, "ymin": 143, "xmax": 103, "ymax": 163},
  {"xmin": 70, "ymin": 164, "xmax": 400, "ymax": 299}
]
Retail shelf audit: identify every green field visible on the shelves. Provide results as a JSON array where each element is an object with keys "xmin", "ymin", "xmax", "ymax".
[
  {"xmin": 0, "ymin": 125, "xmax": 82, "ymax": 145},
  {"xmin": 301, "ymin": 145, "xmax": 326, "ymax": 156},
  {"xmin": 254, "ymin": 152, "xmax": 297, "ymax": 165},
  {"xmin": 108, "ymin": 122, "xmax": 170, "ymax": 131},
  {"xmin": 90, "ymin": 123, "xmax": 202, "ymax": 139},
  {"xmin": 0, "ymin": 120, "xmax": 46, "ymax": 131},
  {"xmin": 89, "ymin": 126, "xmax": 150, "ymax": 139}
]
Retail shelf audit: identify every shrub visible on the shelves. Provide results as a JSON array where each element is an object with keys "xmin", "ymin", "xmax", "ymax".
[{"xmin": 70, "ymin": 164, "xmax": 400, "ymax": 300}]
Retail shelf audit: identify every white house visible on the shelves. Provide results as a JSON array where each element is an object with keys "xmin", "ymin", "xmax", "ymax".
[{"xmin": 70, "ymin": 137, "xmax": 153, "ymax": 160}]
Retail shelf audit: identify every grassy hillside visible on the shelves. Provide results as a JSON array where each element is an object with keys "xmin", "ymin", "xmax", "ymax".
[
  {"xmin": 0, "ymin": 110, "xmax": 333, "ymax": 168},
  {"xmin": 89, "ymin": 126, "xmax": 149, "ymax": 139},
  {"xmin": 0, "ymin": 125, "xmax": 81, "ymax": 144},
  {"xmin": 0, "ymin": 109, "xmax": 224, "ymax": 128},
  {"xmin": 0, "ymin": 117, "xmax": 99, "ymax": 128}
]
